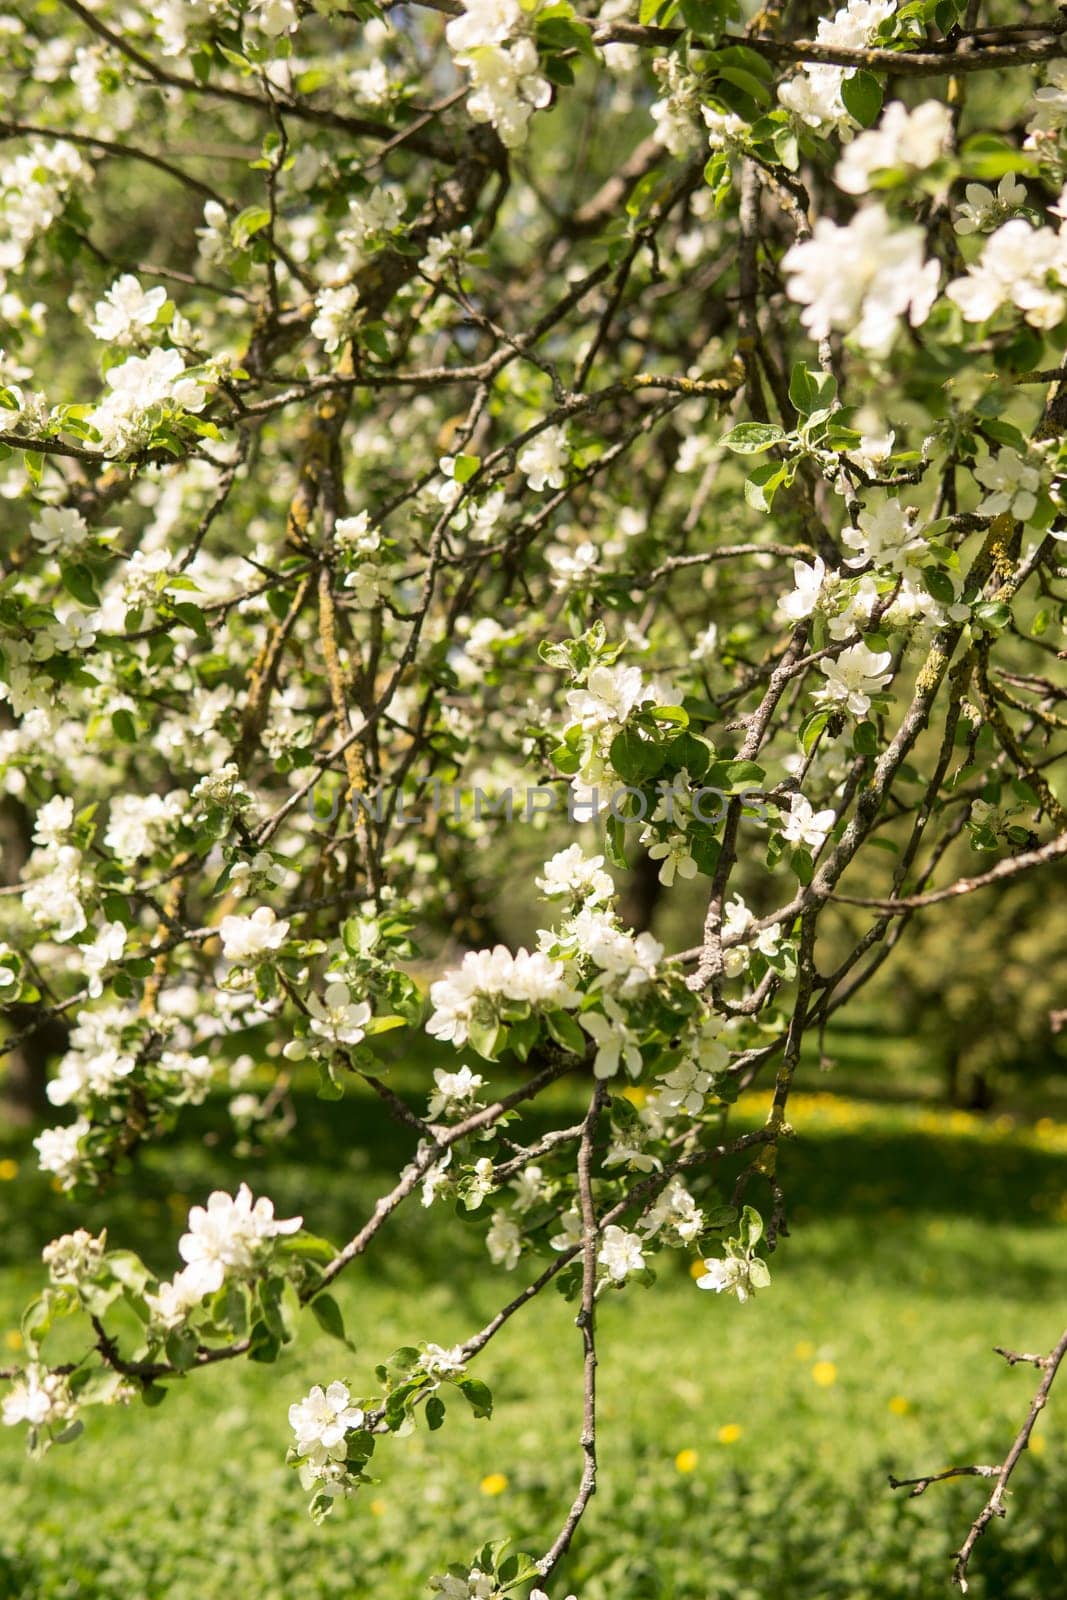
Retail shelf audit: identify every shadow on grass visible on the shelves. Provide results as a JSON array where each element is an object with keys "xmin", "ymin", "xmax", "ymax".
[{"xmin": 1, "ymin": 1079, "xmax": 1063, "ymax": 1302}]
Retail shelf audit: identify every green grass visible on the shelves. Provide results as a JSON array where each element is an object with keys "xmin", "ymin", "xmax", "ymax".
[{"xmin": 0, "ymin": 1079, "xmax": 1064, "ymax": 1600}]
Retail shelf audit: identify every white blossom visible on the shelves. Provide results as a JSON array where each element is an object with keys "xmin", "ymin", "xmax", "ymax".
[
  {"xmin": 597, "ymin": 1223, "xmax": 645, "ymax": 1282},
  {"xmin": 289, "ymin": 1382, "xmax": 364, "ymax": 1471},
  {"xmin": 565, "ymin": 664, "xmax": 650, "ymax": 732},
  {"xmin": 537, "ymin": 844, "xmax": 614, "ymax": 904},
  {"xmin": 88, "ymin": 275, "xmax": 167, "ymax": 344},
  {"xmin": 29, "ymin": 506, "xmax": 90, "ymax": 557},
  {"xmin": 87, "ymin": 346, "xmax": 208, "ymax": 456},
  {"xmin": 816, "ymin": 642, "xmax": 894, "ymax": 717},
  {"xmin": 427, "ymin": 1064, "xmax": 485, "ymax": 1119},
  {"xmin": 144, "ymin": 1267, "xmax": 206, "ymax": 1329},
  {"xmin": 843, "ymin": 499, "xmax": 927, "ymax": 573},
  {"xmin": 946, "ymin": 219, "xmax": 1067, "ymax": 329},
  {"xmin": 641, "ymin": 1178, "xmax": 703, "ymax": 1244},
  {"xmin": 784, "ymin": 205, "xmax": 939, "ymax": 357},
  {"xmin": 954, "ymin": 174, "xmax": 1027, "ymax": 236},
  {"xmin": 779, "ymin": 793, "xmax": 836, "ymax": 850},
  {"xmin": 311, "ymin": 284, "xmax": 361, "ymax": 354},
  {"xmin": 2, "ymin": 1366, "xmax": 74, "ymax": 1432},
  {"xmin": 446, "ymin": 3, "xmax": 550, "ymax": 149},
  {"xmin": 580, "ymin": 1001, "xmax": 643, "ymax": 1080},
  {"xmin": 777, "ymin": 556, "xmax": 826, "ymax": 623},
  {"xmin": 426, "ymin": 945, "xmax": 578, "ymax": 1047},
  {"xmin": 306, "ymin": 980, "xmax": 372, "ymax": 1046},
  {"xmin": 777, "ymin": 0, "xmax": 897, "ymax": 134},
  {"xmin": 974, "ymin": 449, "xmax": 1041, "ymax": 522},
  {"xmin": 33, "ymin": 1118, "xmax": 90, "ymax": 1186},
  {"xmin": 178, "ymin": 1183, "xmax": 302, "ymax": 1296},
  {"xmin": 518, "ymin": 425, "xmax": 569, "ymax": 491},
  {"xmin": 511, "ymin": 1164, "xmax": 547, "ymax": 1212},
  {"xmin": 650, "ymin": 57, "xmax": 703, "ymax": 156},
  {"xmin": 834, "ymin": 100, "xmax": 952, "ymax": 195},
  {"xmin": 219, "ymin": 906, "xmax": 290, "ymax": 961},
  {"xmin": 104, "ymin": 791, "xmax": 185, "ymax": 863},
  {"xmin": 696, "ymin": 1251, "xmax": 770, "ymax": 1303},
  {"xmin": 41, "ymin": 1227, "xmax": 106, "ymax": 1284},
  {"xmin": 420, "ymin": 1343, "xmax": 467, "ymax": 1376},
  {"xmin": 1027, "ymin": 63, "xmax": 1067, "ymax": 141},
  {"xmin": 486, "ymin": 1208, "xmax": 521, "ymax": 1269},
  {"xmin": 689, "ymin": 621, "xmax": 719, "ymax": 664},
  {"xmin": 646, "ymin": 832, "xmax": 698, "ymax": 887}
]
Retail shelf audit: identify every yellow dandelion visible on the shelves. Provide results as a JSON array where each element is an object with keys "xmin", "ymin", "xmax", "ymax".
[
  {"xmin": 0, "ymin": 1158, "xmax": 18, "ymax": 1181},
  {"xmin": 1030, "ymin": 1433, "xmax": 1047, "ymax": 1457},
  {"xmin": 689, "ymin": 1258, "xmax": 707, "ymax": 1280},
  {"xmin": 811, "ymin": 1361, "xmax": 837, "ymax": 1388},
  {"xmin": 794, "ymin": 1340, "xmax": 815, "ymax": 1360},
  {"xmin": 674, "ymin": 1448, "xmax": 699, "ymax": 1473},
  {"xmin": 4, "ymin": 1330, "xmax": 23, "ymax": 1352},
  {"xmin": 717, "ymin": 1423, "xmax": 742, "ymax": 1445},
  {"xmin": 888, "ymin": 1396, "xmax": 911, "ymax": 1416},
  {"xmin": 622, "ymin": 1085, "xmax": 647, "ymax": 1109},
  {"xmin": 370, "ymin": 1498, "xmax": 387, "ymax": 1516},
  {"xmin": 480, "ymin": 1473, "xmax": 508, "ymax": 1496}
]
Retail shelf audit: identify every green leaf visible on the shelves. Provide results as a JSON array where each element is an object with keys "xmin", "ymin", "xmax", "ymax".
[
  {"xmin": 840, "ymin": 70, "xmax": 883, "ymax": 128},
  {"xmin": 468, "ymin": 1018, "xmax": 504, "ymax": 1061},
  {"xmin": 740, "ymin": 1205, "xmax": 763, "ymax": 1248},
  {"xmin": 536, "ymin": 14, "xmax": 596, "ymax": 55},
  {"xmin": 960, "ymin": 133, "xmax": 1038, "ymax": 182},
  {"xmin": 425, "ymin": 1395, "xmax": 446, "ymax": 1431},
  {"xmin": 717, "ymin": 64, "xmax": 771, "ymax": 107},
  {"xmin": 310, "ymin": 1292, "xmax": 351, "ymax": 1345},
  {"xmin": 544, "ymin": 1008, "xmax": 586, "ymax": 1055},
  {"xmin": 506, "ymin": 1011, "xmax": 540, "ymax": 1063},
  {"xmin": 981, "ymin": 419, "xmax": 1027, "ymax": 453},
  {"xmin": 853, "ymin": 720, "xmax": 879, "ymax": 755},
  {"xmin": 648, "ymin": 703, "xmax": 689, "ymax": 726},
  {"xmin": 973, "ymin": 600, "xmax": 1011, "ymax": 630},
  {"xmin": 604, "ymin": 812, "xmax": 628, "ymax": 869},
  {"xmin": 705, "ymin": 758, "xmax": 765, "ymax": 793},
  {"xmin": 721, "ymin": 422, "xmax": 785, "ymax": 454},
  {"xmin": 232, "ymin": 205, "xmax": 272, "ymax": 245},
  {"xmin": 457, "ymin": 1377, "xmax": 493, "ymax": 1418},
  {"xmin": 788, "ymin": 363, "xmax": 836, "ymax": 417},
  {"xmin": 744, "ymin": 460, "xmax": 787, "ymax": 511},
  {"xmin": 279, "ymin": 1231, "xmax": 338, "ymax": 1264},
  {"xmin": 451, "ymin": 452, "xmax": 480, "ymax": 484},
  {"xmin": 800, "ymin": 709, "xmax": 829, "ymax": 755},
  {"xmin": 356, "ymin": 324, "xmax": 389, "ymax": 364},
  {"xmin": 791, "ymin": 846, "xmax": 814, "ymax": 885},
  {"xmin": 609, "ymin": 728, "xmax": 664, "ymax": 784},
  {"xmin": 922, "ymin": 567, "xmax": 956, "ymax": 606},
  {"xmin": 61, "ymin": 564, "xmax": 100, "ymax": 608},
  {"xmin": 317, "ymin": 1061, "xmax": 345, "ymax": 1101},
  {"xmin": 679, "ymin": 0, "xmax": 728, "ymax": 34}
]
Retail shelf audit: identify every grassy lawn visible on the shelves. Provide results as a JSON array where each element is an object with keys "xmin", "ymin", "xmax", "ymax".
[{"xmin": 0, "ymin": 1078, "xmax": 1064, "ymax": 1600}]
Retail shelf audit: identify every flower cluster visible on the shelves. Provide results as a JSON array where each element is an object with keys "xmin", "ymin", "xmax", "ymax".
[
  {"xmin": 777, "ymin": 0, "xmax": 896, "ymax": 133},
  {"xmin": 783, "ymin": 205, "xmax": 939, "ymax": 356},
  {"xmin": 427, "ymin": 945, "xmax": 579, "ymax": 1052},
  {"xmin": 146, "ymin": 1184, "xmax": 302, "ymax": 1327},
  {"xmin": 446, "ymin": 0, "xmax": 551, "ymax": 148}
]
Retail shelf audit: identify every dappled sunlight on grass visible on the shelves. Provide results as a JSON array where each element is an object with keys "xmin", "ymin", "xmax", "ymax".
[{"xmin": 0, "ymin": 1081, "xmax": 1063, "ymax": 1598}]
